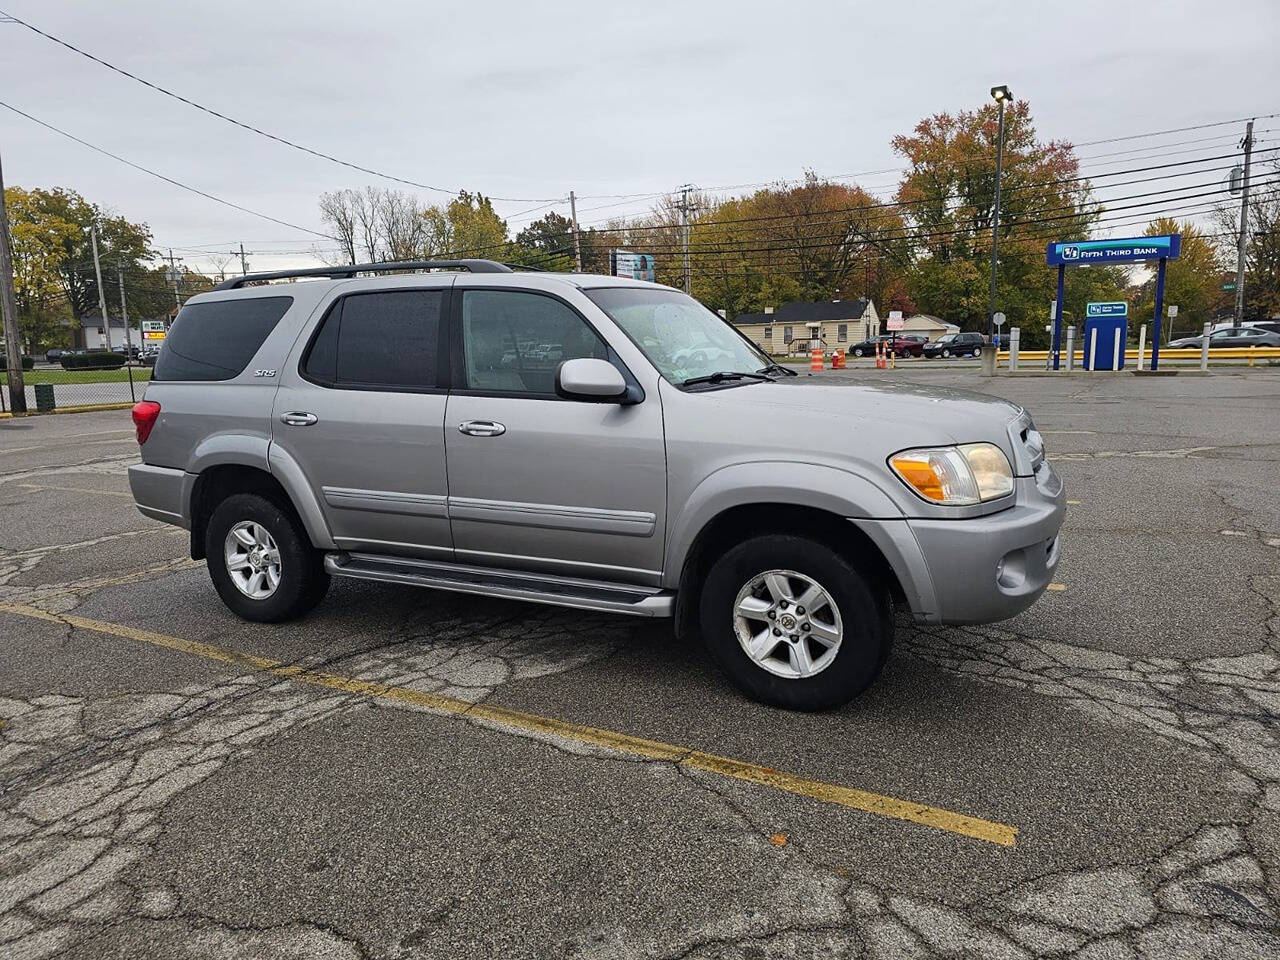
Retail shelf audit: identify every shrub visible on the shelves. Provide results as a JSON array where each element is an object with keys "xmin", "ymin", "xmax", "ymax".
[
  {"xmin": 61, "ymin": 350, "xmax": 127, "ymax": 370},
  {"xmin": 0, "ymin": 355, "xmax": 36, "ymax": 371}
]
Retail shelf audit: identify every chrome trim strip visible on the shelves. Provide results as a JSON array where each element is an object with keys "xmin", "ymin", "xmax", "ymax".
[
  {"xmin": 322, "ymin": 486, "xmax": 448, "ymax": 518},
  {"xmin": 447, "ymin": 496, "xmax": 656, "ymax": 537}
]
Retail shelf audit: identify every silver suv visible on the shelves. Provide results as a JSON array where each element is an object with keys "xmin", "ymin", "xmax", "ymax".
[{"xmin": 129, "ymin": 260, "xmax": 1064, "ymax": 710}]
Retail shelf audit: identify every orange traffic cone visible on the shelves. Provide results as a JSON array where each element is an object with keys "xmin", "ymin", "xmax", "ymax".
[{"xmin": 810, "ymin": 347, "xmax": 823, "ymax": 371}]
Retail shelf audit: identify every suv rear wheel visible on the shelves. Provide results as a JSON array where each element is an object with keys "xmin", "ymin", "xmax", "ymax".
[
  {"xmin": 698, "ymin": 534, "xmax": 890, "ymax": 710},
  {"xmin": 205, "ymin": 493, "xmax": 329, "ymax": 622}
]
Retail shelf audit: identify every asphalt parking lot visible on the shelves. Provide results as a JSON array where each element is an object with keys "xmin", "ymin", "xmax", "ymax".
[{"xmin": 1, "ymin": 368, "xmax": 1278, "ymax": 959}]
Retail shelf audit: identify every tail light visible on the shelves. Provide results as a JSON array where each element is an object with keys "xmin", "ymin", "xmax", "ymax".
[{"xmin": 131, "ymin": 401, "xmax": 161, "ymax": 444}]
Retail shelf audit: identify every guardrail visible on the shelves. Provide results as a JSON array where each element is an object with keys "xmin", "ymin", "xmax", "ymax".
[{"xmin": 1001, "ymin": 348, "xmax": 1280, "ymax": 361}]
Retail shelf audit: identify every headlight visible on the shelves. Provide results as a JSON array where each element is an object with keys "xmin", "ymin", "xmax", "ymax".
[{"xmin": 889, "ymin": 443, "xmax": 1015, "ymax": 505}]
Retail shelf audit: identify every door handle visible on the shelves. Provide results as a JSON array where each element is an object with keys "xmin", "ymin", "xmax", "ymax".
[
  {"xmin": 280, "ymin": 412, "xmax": 318, "ymax": 426},
  {"xmin": 458, "ymin": 419, "xmax": 506, "ymax": 437}
]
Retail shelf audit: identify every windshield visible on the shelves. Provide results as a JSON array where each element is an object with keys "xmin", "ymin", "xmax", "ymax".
[
  {"xmin": 585, "ymin": 287, "xmax": 771, "ymax": 385},
  {"xmin": 936, "ymin": 333, "xmax": 956, "ymax": 343}
]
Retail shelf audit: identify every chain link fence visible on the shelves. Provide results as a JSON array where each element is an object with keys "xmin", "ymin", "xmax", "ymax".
[{"xmin": 1, "ymin": 360, "xmax": 149, "ymax": 414}]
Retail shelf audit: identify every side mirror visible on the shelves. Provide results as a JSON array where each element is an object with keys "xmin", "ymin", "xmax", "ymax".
[{"xmin": 555, "ymin": 357, "xmax": 629, "ymax": 403}]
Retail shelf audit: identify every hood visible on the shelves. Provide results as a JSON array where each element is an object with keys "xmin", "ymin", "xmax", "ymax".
[{"xmin": 703, "ymin": 379, "xmax": 1025, "ymax": 448}]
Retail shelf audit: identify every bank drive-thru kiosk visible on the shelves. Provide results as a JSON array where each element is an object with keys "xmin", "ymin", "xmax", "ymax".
[
  {"xmin": 1082, "ymin": 301, "xmax": 1128, "ymax": 370},
  {"xmin": 1046, "ymin": 234, "xmax": 1181, "ymax": 370}
]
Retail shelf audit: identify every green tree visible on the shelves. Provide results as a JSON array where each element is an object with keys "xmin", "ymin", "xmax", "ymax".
[
  {"xmin": 1129, "ymin": 218, "xmax": 1224, "ymax": 337},
  {"xmin": 892, "ymin": 99, "xmax": 1106, "ymax": 334},
  {"xmin": 513, "ymin": 212, "xmax": 575, "ymax": 271}
]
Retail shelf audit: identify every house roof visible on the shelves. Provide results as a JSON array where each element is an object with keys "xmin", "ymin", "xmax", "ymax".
[
  {"xmin": 79, "ymin": 312, "xmax": 127, "ymax": 328},
  {"xmin": 733, "ymin": 312, "xmax": 774, "ymax": 326},
  {"xmin": 773, "ymin": 299, "xmax": 871, "ymax": 323}
]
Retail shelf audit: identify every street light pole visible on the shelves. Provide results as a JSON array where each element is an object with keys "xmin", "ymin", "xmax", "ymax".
[{"xmin": 987, "ymin": 85, "xmax": 1011, "ymax": 338}]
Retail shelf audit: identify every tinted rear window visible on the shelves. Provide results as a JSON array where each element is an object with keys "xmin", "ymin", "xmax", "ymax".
[
  {"xmin": 302, "ymin": 290, "xmax": 442, "ymax": 390},
  {"xmin": 153, "ymin": 296, "xmax": 292, "ymax": 381}
]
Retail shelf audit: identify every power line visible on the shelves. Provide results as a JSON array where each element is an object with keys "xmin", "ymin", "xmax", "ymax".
[
  {"xmin": 0, "ymin": 99, "xmax": 336, "ymax": 240},
  {"xmin": 0, "ymin": 7, "xmax": 562, "ymax": 204}
]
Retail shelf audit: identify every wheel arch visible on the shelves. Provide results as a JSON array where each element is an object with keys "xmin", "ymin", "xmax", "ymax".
[{"xmin": 670, "ymin": 471, "xmax": 911, "ymax": 642}]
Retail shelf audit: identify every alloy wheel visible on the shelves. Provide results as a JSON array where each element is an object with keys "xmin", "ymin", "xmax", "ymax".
[
  {"xmin": 224, "ymin": 521, "xmax": 282, "ymax": 599},
  {"xmin": 732, "ymin": 569, "xmax": 843, "ymax": 679}
]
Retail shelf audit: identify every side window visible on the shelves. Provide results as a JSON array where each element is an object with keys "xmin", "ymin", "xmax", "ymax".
[
  {"xmin": 460, "ymin": 290, "xmax": 608, "ymax": 396},
  {"xmin": 783, "ymin": 325, "xmax": 793, "ymax": 343},
  {"xmin": 153, "ymin": 296, "xmax": 292, "ymax": 381},
  {"xmin": 303, "ymin": 290, "xmax": 441, "ymax": 390},
  {"xmin": 838, "ymin": 324, "xmax": 848, "ymax": 342}
]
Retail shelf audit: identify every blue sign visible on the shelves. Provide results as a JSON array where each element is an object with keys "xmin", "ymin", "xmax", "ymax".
[
  {"xmin": 1086, "ymin": 302, "xmax": 1128, "ymax": 318},
  {"xmin": 1046, "ymin": 234, "xmax": 1181, "ymax": 266}
]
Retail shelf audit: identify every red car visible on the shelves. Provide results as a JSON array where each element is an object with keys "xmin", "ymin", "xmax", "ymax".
[{"xmin": 847, "ymin": 334, "xmax": 924, "ymax": 358}]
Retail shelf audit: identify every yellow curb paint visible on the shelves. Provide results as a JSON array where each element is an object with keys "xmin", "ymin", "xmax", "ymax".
[
  {"xmin": 45, "ymin": 403, "xmax": 135, "ymax": 415},
  {"xmin": 0, "ymin": 603, "xmax": 1019, "ymax": 847},
  {"xmin": 1066, "ymin": 500, "xmax": 1081, "ymax": 505},
  {"xmin": 1046, "ymin": 583, "xmax": 1067, "ymax": 591},
  {"xmin": 18, "ymin": 483, "xmax": 135, "ymax": 499}
]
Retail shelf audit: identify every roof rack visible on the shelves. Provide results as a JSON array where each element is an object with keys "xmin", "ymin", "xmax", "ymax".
[{"xmin": 212, "ymin": 258, "xmax": 512, "ymax": 291}]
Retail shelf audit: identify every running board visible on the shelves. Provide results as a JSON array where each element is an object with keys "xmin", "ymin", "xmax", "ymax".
[{"xmin": 324, "ymin": 552, "xmax": 675, "ymax": 618}]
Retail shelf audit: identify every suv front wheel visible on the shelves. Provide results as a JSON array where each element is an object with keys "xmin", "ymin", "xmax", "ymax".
[
  {"xmin": 205, "ymin": 493, "xmax": 329, "ymax": 622},
  {"xmin": 699, "ymin": 534, "xmax": 890, "ymax": 710}
]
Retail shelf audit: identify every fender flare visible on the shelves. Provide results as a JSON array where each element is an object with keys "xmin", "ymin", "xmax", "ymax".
[
  {"xmin": 663, "ymin": 460, "xmax": 904, "ymax": 589},
  {"xmin": 182, "ymin": 435, "xmax": 335, "ymax": 550}
]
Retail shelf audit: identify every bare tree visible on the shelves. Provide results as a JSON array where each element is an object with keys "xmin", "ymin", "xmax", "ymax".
[{"xmin": 318, "ymin": 190, "xmax": 358, "ymax": 264}]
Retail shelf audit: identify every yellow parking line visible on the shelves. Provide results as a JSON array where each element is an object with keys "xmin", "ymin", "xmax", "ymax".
[
  {"xmin": 0, "ymin": 603, "xmax": 1017, "ymax": 847},
  {"xmin": 17, "ymin": 483, "xmax": 134, "ymax": 499}
]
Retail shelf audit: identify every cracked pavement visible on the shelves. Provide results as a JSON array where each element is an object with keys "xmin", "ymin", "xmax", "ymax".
[{"xmin": 1, "ymin": 370, "xmax": 1278, "ymax": 958}]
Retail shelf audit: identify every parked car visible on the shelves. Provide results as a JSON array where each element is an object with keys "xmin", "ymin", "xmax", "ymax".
[
  {"xmin": 923, "ymin": 332, "xmax": 985, "ymax": 359},
  {"xmin": 45, "ymin": 348, "xmax": 66, "ymax": 364},
  {"xmin": 140, "ymin": 347, "xmax": 162, "ymax": 367},
  {"xmin": 847, "ymin": 334, "xmax": 922, "ymax": 358},
  {"xmin": 128, "ymin": 260, "xmax": 1063, "ymax": 711},
  {"xmin": 1167, "ymin": 327, "xmax": 1280, "ymax": 349}
]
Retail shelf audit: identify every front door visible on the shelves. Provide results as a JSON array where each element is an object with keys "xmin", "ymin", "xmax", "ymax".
[
  {"xmin": 444, "ymin": 288, "xmax": 666, "ymax": 585},
  {"xmin": 271, "ymin": 286, "xmax": 452, "ymax": 559}
]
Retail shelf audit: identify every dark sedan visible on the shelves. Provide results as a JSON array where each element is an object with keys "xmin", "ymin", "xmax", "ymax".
[{"xmin": 923, "ymin": 332, "xmax": 985, "ymax": 358}]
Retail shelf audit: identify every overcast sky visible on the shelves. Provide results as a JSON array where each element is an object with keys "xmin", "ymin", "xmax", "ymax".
[{"xmin": 2, "ymin": 0, "xmax": 1277, "ymax": 274}]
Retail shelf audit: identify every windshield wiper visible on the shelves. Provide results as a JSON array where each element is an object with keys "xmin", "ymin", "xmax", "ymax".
[
  {"xmin": 756, "ymin": 362, "xmax": 798, "ymax": 378},
  {"xmin": 681, "ymin": 370, "xmax": 774, "ymax": 388}
]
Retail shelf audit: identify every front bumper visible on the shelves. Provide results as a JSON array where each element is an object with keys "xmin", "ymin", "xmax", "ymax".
[{"xmin": 854, "ymin": 471, "xmax": 1065, "ymax": 625}]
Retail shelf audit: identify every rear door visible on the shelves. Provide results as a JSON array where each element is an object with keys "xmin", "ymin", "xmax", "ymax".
[{"xmin": 271, "ymin": 284, "xmax": 453, "ymax": 559}]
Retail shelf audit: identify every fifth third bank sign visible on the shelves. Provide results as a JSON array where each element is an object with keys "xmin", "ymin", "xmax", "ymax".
[{"xmin": 1046, "ymin": 234, "xmax": 1181, "ymax": 267}]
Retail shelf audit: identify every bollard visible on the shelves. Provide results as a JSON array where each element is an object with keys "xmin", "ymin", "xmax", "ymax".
[
  {"xmin": 1137, "ymin": 324, "xmax": 1147, "ymax": 371},
  {"xmin": 1112, "ymin": 328, "xmax": 1122, "ymax": 370},
  {"xmin": 1009, "ymin": 326, "xmax": 1020, "ymax": 371},
  {"xmin": 1066, "ymin": 326, "xmax": 1076, "ymax": 371},
  {"xmin": 980, "ymin": 340, "xmax": 996, "ymax": 376},
  {"xmin": 1200, "ymin": 322, "xmax": 1211, "ymax": 371},
  {"xmin": 1088, "ymin": 328, "xmax": 1098, "ymax": 372}
]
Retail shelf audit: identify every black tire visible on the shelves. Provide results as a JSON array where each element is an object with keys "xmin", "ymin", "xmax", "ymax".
[
  {"xmin": 971, "ymin": 348, "xmax": 981, "ymax": 358},
  {"xmin": 941, "ymin": 348, "xmax": 951, "ymax": 358},
  {"xmin": 853, "ymin": 348, "xmax": 863, "ymax": 357},
  {"xmin": 205, "ymin": 493, "xmax": 329, "ymax": 623},
  {"xmin": 698, "ymin": 534, "xmax": 891, "ymax": 711}
]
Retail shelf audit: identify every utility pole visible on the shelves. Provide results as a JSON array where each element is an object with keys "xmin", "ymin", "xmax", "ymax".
[
  {"xmin": 116, "ymin": 259, "xmax": 133, "ymax": 355},
  {"xmin": 987, "ymin": 86, "xmax": 1011, "ymax": 337},
  {"xmin": 0, "ymin": 146, "xmax": 27, "ymax": 413},
  {"xmin": 90, "ymin": 223, "xmax": 112, "ymax": 350},
  {"xmin": 238, "ymin": 242, "xmax": 248, "ymax": 276},
  {"xmin": 1234, "ymin": 119, "xmax": 1254, "ymax": 325},
  {"xmin": 166, "ymin": 248, "xmax": 183, "ymax": 314},
  {"xmin": 568, "ymin": 192, "xmax": 582, "ymax": 272},
  {"xmin": 674, "ymin": 184, "xmax": 697, "ymax": 294}
]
